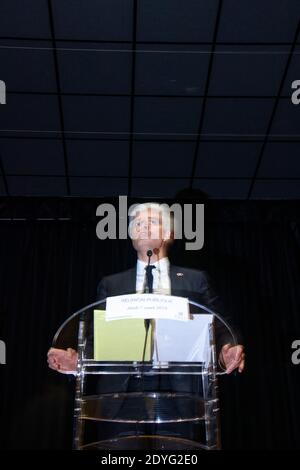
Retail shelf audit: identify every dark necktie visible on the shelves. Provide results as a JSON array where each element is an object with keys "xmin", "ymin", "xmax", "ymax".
[{"xmin": 145, "ymin": 265, "xmax": 156, "ymax": 293}]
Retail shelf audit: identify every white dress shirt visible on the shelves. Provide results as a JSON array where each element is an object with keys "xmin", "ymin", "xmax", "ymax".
[{"xmin": 136, "ymin": 257, "xmax": 171, "ymax": 295}]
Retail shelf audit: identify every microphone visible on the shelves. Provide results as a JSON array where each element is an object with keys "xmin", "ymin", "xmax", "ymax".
[{"xmin": 145, "ymin": 249, "xmax": 153, "ymax": 294}]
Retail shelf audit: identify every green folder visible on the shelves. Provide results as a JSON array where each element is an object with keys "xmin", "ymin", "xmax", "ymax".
[{"xmin": 93, "ymin": 310, "xmax": 152, "ymax": 361}]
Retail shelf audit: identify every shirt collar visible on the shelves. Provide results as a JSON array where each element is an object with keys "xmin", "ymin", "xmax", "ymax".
[{"xmin": 137, "ymin": 257, "xmax": 170, "ymax": 274}]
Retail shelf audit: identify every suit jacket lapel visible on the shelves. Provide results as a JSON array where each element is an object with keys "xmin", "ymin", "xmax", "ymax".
[
  {"xmin": 127, "ymin": 266, "xmax": 137, "ymax": 294},
  {"xmin": 170, "ymin": 265, "xmax": 184, "ymax": 294}
]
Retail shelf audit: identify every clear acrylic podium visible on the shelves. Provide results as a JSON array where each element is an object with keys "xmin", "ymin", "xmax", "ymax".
[{"xmin": 52, "ymin": 295, "xmax": 236, "ymax": 451}]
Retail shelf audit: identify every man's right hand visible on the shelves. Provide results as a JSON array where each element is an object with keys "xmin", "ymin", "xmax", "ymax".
[{"xmin": 47, "ymin": 347, "xmax": 78, "ymax": 373}]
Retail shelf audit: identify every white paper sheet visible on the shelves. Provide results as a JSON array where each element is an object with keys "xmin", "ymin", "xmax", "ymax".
[
  {"xmin": 105, "ymin": 294, "xmax": 190, "ymax": 322},
  {"xmin": 153, "ymin": 314, "xmax": 213, "ymax": 363}
]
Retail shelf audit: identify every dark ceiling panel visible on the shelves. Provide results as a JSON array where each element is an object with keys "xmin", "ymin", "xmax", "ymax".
[
  {"xmin": 137, "ymin": 0, "xmax": 218, "ymax": 42},
  {"xmin": 131, "ymin": 177, "xmax": 190, "ymax": 198},
  {"xmin": 202, "ymin": 98, "xmax": 274, "ymax": 135},
  {"xmin": 209, "ymin": 47, "xmax": 288, "ymax": 96},
  {"xmin": 251, "ymin": 180, "xmax": 300, "ymax": 199},
  {"xmin": 281, "ymin": 47, "xmax": 300, "ymax": 96},
  {"xmin": 258, "ymin": 143, "xmax": 300, "ymax": 178},
  {"xmin": 218, "ymin": 0, "xmax": 300, "ymax": 42},
  {"xmin": 271, "ymin": 99, "xmax": 300, "ymax": 135},
  {"xmin": 193, "ymin": 178, "xmax": 250, "ymax": 199},
  {"xmin": 0, "ymin": 95, "xmax": 60, "ymax": 131},
  {"xmin": 0, "ymin": 0, "xmax": 51, "ymax": 38},
  {"xmin": 7, "ymin": 175, "xmax": 67, "ymax": 196},
  {"xmin": 57, "ymin": 43, "xmax": 132, "ymax": 94},
  {"xmin": 52, "ymin": 0, "xmax": 133, "ymax": 41},
  {"xmin": 135, "ymin": 45, "xmax": 211, "ymax": 95},
  {"xmin": 0, "ymin": 41, "xmax": 57, "ymax": 92},
  {"xmin": 134, "ymin": 97, "xmax": 203, "ymax": 137},
  {"xmin": 62, "ymin": 96, "xmax": 130, "ymax": 134},
  {"xmin": 132, "ymin": 141, "xmax": 195, "ymax": 177},
  {"xmin": 195, "ymin": 142, "xmax": 261, "ymax": 177},
  {"xmin": 70, "ymin": 177, "xmax": 128, "ymax": 197},
  {"xmin": 67, "ymin": 140, "xmax": 130, "ymax": 176},
  {"xmin": 0, "ymin": 139, "xmax": 65, "ymax": 175}
]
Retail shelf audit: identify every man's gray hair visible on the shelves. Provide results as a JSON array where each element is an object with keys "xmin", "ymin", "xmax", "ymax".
[{"xmin": 128, "ymin": 202, "xmax": 175, "ymax": 239}]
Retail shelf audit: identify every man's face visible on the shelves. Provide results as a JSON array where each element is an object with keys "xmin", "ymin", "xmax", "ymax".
[{"xmin": 130, "ymin": 208, "xmax": 166, "ymax": 254}]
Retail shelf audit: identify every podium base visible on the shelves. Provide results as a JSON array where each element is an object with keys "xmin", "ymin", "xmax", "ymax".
[{"xmin": 80, "ymin": 435, "xmax": 211, "ymax": 450}]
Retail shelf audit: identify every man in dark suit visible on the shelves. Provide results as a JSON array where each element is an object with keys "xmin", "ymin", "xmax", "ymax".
[{"xmin": 48, "ymin": 202, "xmax": 244, "ymax": 374}]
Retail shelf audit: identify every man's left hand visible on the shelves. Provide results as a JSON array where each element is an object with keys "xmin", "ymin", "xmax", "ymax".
[{"xmin": 219, "ymin": 344, "xmax": 245, "ymax": 374}]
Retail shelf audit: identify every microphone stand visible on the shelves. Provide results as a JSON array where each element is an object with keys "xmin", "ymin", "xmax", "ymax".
[
  {"xmin": 140, "ymin": 250, "xmax": 153, "ymax": 411},
  {"xmin": 143, "ymin": 249, "xmax": 153, "ymax": 336},
  {"xmin": 141, "ymin": 249, "xmax": 153, "ymax": 359}
]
